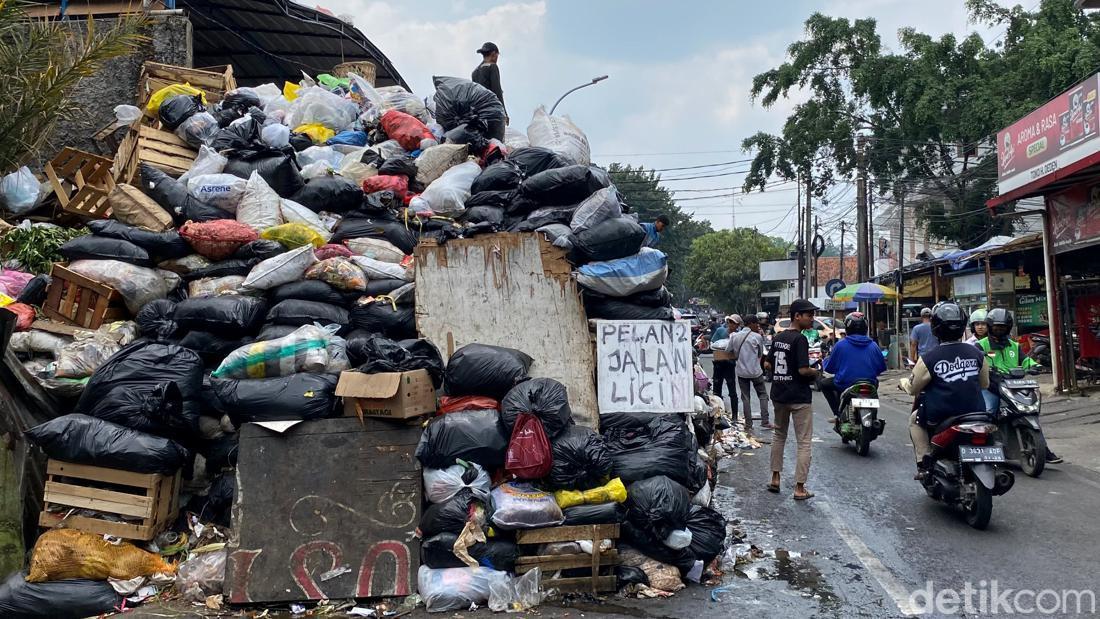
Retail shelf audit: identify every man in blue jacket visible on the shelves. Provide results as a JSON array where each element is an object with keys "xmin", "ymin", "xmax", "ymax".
[
  {"xmin": 640, "ymin": 215, "xmax": 670, "ymax": 248},
  {"xmin": 821, "ymin": 312, "xmax": 887, "ymax": 416}
]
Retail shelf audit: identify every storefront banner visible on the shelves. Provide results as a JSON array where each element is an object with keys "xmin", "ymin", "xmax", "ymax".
[
  {"xmin": 1016, "ymin": 294, "xmax": 1047, "ymax": 328},
  {"xmin": 1047, "ymin": 184, "xmax": 1100, "ymax": 252},
  {"xmin": 1075, "ymin": 295, "xmax": 1100, "ymax": 359}
]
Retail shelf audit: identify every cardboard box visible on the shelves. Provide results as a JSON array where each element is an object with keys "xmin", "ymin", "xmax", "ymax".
[
  {"xmin": 713, "ymin": 349, "xmax": 733, "ymax": 362},
  {"xmin": 335, "ymin": 369, "xmax": 437, "ymax": 419}
]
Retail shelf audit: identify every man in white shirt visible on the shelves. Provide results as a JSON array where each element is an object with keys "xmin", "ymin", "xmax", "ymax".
[{"xmin": 728, "ymin": 314, "xmax": 770, "ymax": 430}]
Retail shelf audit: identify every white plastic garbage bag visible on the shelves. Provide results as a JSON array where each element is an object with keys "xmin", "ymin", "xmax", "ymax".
[
  {"xmin": 424, "ymin": 462, "xmax": 491, "ymax": 504},
  {"xmin": 179, "ymin": 146, "xmax": 228, "ymax": 185},
  {"xmin": 297, "ymin": 145, "xmax": 344, "ymax": 169},
  {"xmin": 527, "ymin": 105, "xmax": 591, "ymax": 166},
  {"xmin": 409, "ymin": 160, "xmax": 480, "ymax": 215},
  {"xmin": 299, "ymin": 161, "xmax": 335, "ymax": 180},
  {"xmin": 242, "ymin": 244, "xmax": 318, "ymax": 291},
  {"xmin": 418, "ymin": 566, "xmax": 507, "ymax": 613},
  {"xmin": 186, "ymin": 173, "xmax": 247, "ymax": 213},
  {"xmin": 0, "ymin": 167, "xmax": 43, "ymax": 215},
  {"xmin": 252, "ymin": 83, "xmax": 282, "ymax": 106},
  {"xmin": 285, "ymin": 86, "xmax": 358, "ymax": 130},
  {"xmin": 261, "ymin": 123, "xmax": 291, "ymax": 148},
  {"xmin": 415, "ymin": 143, "xmax": 468, "ymax": 185},
  {"xmin": 664, "ymin": 528, "xmax": 693, "ymax": 549},
  {"xmin": 237, "ymin": 172, "xmax": 283, "ymax": 232}
]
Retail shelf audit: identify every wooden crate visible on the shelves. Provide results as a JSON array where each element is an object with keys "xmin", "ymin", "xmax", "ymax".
[
  {"xmin": 42, "ymin": 263, "xmax": 127, "ymax": 329},
  {"xmin": 39, "ymin": 459, "xmax": 181, "ymax": 541},
  {"xmin": 44, "ymin": 148, "xmax": 116, "ymax": 220},
  {"xmin": 113, "ymin": 121, "xmax": 197, "ymax": 183},
  {"xmin": 515, "ymin": 524, "xmax": 620, "ymax": 594},
  {"xmin": 137, "ymin": 61, "xmax": 236, "ymax": 114},
  {"xmin": 333, "ymin": 60, "xmax": 377, "ymax": 85}
]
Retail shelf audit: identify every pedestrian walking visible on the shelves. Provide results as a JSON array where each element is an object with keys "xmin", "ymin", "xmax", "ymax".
[
  {"xmin": 908, "ymin": 307, "xmax": 939, "ymax": 364},
  {"xmin": 730, "ymin": 314, "xmax": 770, "ymax": 430},
  {"xmin": 766, "ymin": 299, "xmax": 820, "ymax": 500},
  {"xmin": 712, "ymin": 314, "xmax": 740, "ymax": 409}
]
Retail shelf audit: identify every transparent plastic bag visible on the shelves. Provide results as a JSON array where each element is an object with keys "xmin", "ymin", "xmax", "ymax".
[
  {"xmin": 299, "ymin": 160, "xmax": 335, "ymax": 180},
  {"xmin": 490, "ymin": 482, "xmax": 564, "ymax": 530},
  {"xmin": 260, "ymin": 222, "xmax": 325, "ymax": 249},
  {"xmin": 175, "ymin": 549, "xmax": 226, "ymax": 604},
  {"xmin": 114, "ymin": 104, "xmax": 143, "ymax": 126},
  {"xmin": 424, "ymin": 462, "xmax": 491, "ymax": 504},
  {"xmin": 285, "ymin": 86, "xmax": 358, "ymax": 130},
  {"xmin": 55, "ymin": 332, "xmax": 121, "ymax": 379},
  {"xmin": 526, "ymin": 105, "xmax": 591, "ymax": 166},
  {"xmin": 179, "ymin": 145, "xmax": 228, "ymax": 185},
  {"xmin": 297, "ymin": 145, "xmax": 344, "ymax": 169},
  {"xmin": 212, "ymin": 324, "xmax": 335, "ymax": 379},
  {"xmin": 176, "ymin": 111, "xmax": 218, "ymax": 148},
  {"xmin": 262, "ymin": 123, "xmax": 291, "ymax": 148},
  {"xmin": 8, "ymin": 331, "xmax": 71, "ymax": 356},
  {"xmin": 66, "ymin": 260, "xmax": 174, "ymax": 314},
  {"xmin": 417, "ymin": 565, "xmax": 504, "ymax": 613},
  {"xmin": 1, "ymin": 167, "xmax": 42, "ymax": 215},
  {"xmin": 409, "ymin": 160, "xmax": 480, "ymax": 216},
  {"xmin": 664, "ymin": 528, "xmax": 693, "ymax": 550},
  {"xmin": 345, "ymin": 237, "xmax": 405, "ymax": 263},
  {"xmin": 488, "ymin": 567, "xmax": 543, "ymax": 612},
  {"xmin": 188, "ymin": 275, "xmax": 245, "ymax": 298},
  {"xmin": 305, "ymin": 257, "xmax": 367, "ymax": 291}
]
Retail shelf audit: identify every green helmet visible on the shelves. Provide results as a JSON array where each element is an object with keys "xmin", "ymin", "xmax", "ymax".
[{"xmin": 969, "ymin": 308, "xmax": 987, "ymax": 328}]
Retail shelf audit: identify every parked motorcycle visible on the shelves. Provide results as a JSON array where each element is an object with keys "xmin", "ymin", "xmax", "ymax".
[
  {"xmin": 1028, "ymin": 333, "xmax": 1051, "ymax": 367},
  {"xmin": 832, "ymin": 381, "xmax": 885, "ymax": 456},
  {"xmin": 991, "ymin": 367, "xmax": 1048, "ymax": 477},
  {"xmin": 919, "ymin": 412, "xmax": 1015, "ymax": 530}
]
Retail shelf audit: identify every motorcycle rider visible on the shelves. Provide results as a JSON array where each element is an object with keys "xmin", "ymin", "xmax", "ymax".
[
  {"xmin": 902, "ymin": 302, "xmax": 992, "ymax": 477},
  {"xmin": 965, "ymin": 308, "xmax": 988, "ymax": 346},
  {"xmin": 820, "ymin": 311, "xmax": 887, "ymax": 418},
  {"xmin": 978, "ymin": 308, "xmax": 1063, "ymax": 464}
]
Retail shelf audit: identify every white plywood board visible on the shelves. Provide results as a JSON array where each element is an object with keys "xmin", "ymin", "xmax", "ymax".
[
  {"xmin": 414, "ymin": 233, "xmax": 598, "ymax": 428},
  {"xmin": 594, "ymin": 319, "xmax": 694, "ymax": 414}
]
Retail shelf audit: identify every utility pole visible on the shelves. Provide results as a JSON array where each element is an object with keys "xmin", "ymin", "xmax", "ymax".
[
  {"xmin": 895, "ymin": 190, "xmax": 905, "ymax": 337},
  {"xmin": 804, "ymin": 173, "xmax": 813, "ymax": 299},
  {"xmin": 813, "ymin": 216, "xmax": 821, "ymax": 296},
  {"xmin": 856, "ymin": 136, "xmax": 869, "ymax": 283},
  {"xmin": 796, "ymin": 174, "xmax": 804, "ymax": 298},
  {"xmin": 839, "ymin": 221, "xmax": 847, "ymax": 283},
  {"xmin": 731, "ymin": 193, "xmax": 737, "ymax": 230}
]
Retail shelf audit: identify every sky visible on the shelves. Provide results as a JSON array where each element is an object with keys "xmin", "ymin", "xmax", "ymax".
[{"xmin": 316, "ymin": 0, "xmax": 1014, "ymax": 246}]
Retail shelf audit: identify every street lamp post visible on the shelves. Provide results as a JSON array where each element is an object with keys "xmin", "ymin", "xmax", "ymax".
[{"xmin": 549, "ymin": 75, "xmax": 609, "ymax": 115}]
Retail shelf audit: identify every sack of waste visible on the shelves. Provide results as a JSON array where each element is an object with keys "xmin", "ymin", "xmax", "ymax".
[
  {"xmin": 490, "ymin": 481, "xmax": 564, "ymax": 530},
  {"xmin": 562, "ymin": 502, "xmax": 626, "ymax": 526},
  {"xmin": 583, "ymin": 295, "xmax": 675, "ymax": 321},
  {"xmin": 416, "ymin": 143, "xmax": 469, "ymax": 185},
  {"xmin": 507, "ymin": 146, "xmax": 570, "ymax": 177},
  {"xmin": 267, "ymin": 299, "xmax": 349, "ymax": 331},
  {"xmin": 270, "ymin": 279, "xmax": 355, "ymax": 307},
  {"xmin": 418, "ymin": 565, "xmax": 506, "ymax": 613},
  {"xmin": 576, "ymin": 248, "xmax": 668, "ymax": 297},
  {"xmin": 135, "ymin": 298, "xmax": 178, "ymax": 340},
  {"xmin": 0, "ymin": 571, "xmax": 123, "ymax": 619},
  {"xmin": 179, "ymin": 219, "xmax": 259, "ymax": 261},
  {"xmin": 241, "ymin": 244, "xmax": 317, "ymax": 290},
  {"xmin": 686, "ymin": 505, "xmax": 726, "ymax": 564},
  {"xmin": 25, "ymin": 414, "xmax": 189, "ymax": 474},
  {"xmin": 27, "ymin": 528, "xmax": 175, "ymax": 582},
  {"xmin": 86, "ymin": 220, "xmax": 191, "ymax": 260},
  {"xmin": 571, "ymin": 216, "xmax": 645, "ymax": 263},
  {"xmin": 140, "ymin": 163, "xmax": 231, "ymax": 223},
  {"xmin": 527, "ymin": 105, "xmax": 591, "ymax": 166},
  {"xmin": 345, "ymin": 237, "xmax": 406, "ymax": 263},
  {"xmin": 65, "ymin": 260, "xmax": 177, "ymax": 314},
  {"xmin": 419, "ymin": 485, "xmax": 489, "ymax": 539},
  {"xmin": 570, "ymin": 186, "xmax": 623, "ymax": 234},
  {"xmin": 175, "ymin": 549, "xmax": 227, "ymax": 605},
  {"xmin": 416, "ymin": 408, "xmax": 508, "ymax": 470},
  {"xmin": 349, "ymin": 298, "xmax": 416, "ymax": 339},
  {"xmin": 444, "ymin": 343, "xmax": 533, "ymax": 400},
  {"xmin": 424, "ymin": 461, "xmax": 491, "ymax": 504},
  {"xmin": 306, "ymin": 256, "xmax": 368, "ymax": 291},
  {"xmin": 504, "ymin": 412, "xmax": 553, "ymax": 480},
  {"xmin": 212, "ymin": 324, "xmax": 334, "ymax": 379},
  {"xmin": 187, "ymin": 173, "xmax": 248, "ymax": 213},
  {"xmin": 173, "ymin": 295, "xmax": 268, "ymax": 334},
  {"xmin": 432, "ymin": 76, "xmax": 506, "ymax": 139},
  {"xmin": 548, "ymin": 425, "xmax": 613, "ymax": 489},
  {"xmin": 210, "ymin": 372, "xmax": 338, "ymax": 423},
  {"xmin": 409, "ymin": 160, "xmax": 481, "ymax": 216},
  {"xmin": 380, "ymin": 109, "xmax": 437, "ymax": 151},
  {"xmin": 350, "ymin": 335, "xmax": 445, "ymax": 387},
  {"xmin": 237, "ymin": 171, "xmax": 285, "ymax": 232},
  {"xmin": 108, "ymin": 183, "xmax": 174, "ymax": 232},
  {"xmin": 291, "ymin": 175, "xmax": 363, "ymax": 214},
  {"xmin": 520, "ymin": 164, "xmax": 609, "ymax": 207}
]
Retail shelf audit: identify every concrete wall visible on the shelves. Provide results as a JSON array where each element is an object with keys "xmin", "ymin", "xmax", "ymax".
[{"xmin": 40, "ymin": 14, "xmax": 192, "ymax": 166}]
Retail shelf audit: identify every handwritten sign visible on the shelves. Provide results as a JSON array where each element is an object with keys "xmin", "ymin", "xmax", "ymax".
[{"xmin": 595, "ymin": 320, "xmax": 694, "ymax": 414}]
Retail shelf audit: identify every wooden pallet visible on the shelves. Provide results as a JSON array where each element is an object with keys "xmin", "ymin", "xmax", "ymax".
[
  {"xmin": 113, "ymin": 121, "xmax": 197, "ymax": 183},
  {"xmin": 44, "ymin": 148, "xmax": 116, "ymax": 220},
  {"xmin": 40, "ymin": 459, "xmax": 181, "ymax": 541},
  {"xmin": 138, "ymin": 61, "xmax": 236, "ymax": 114},
  {"xmin": 42, "ymin": 263, "xmax": 127, "ymax": 329},
  {"xmin": 515, "ymin": 524, "xmax": 620, "ymax": 594}
]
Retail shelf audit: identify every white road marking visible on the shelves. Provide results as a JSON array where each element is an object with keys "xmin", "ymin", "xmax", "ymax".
[{"xmin": 818, "ymin": 501, "xmax": 920, "ymax": 617}]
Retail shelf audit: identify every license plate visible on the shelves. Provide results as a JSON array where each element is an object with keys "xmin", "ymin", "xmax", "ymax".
[
  {"xmin": 959, "ymin": 445, "xmax": 1005, "ymax": 463},
  {"xmin": 851, "ymin": 398, "xmax": 879, "ymax": 408}
]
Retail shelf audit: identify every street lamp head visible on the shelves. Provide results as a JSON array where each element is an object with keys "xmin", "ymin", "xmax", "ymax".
[{"xmin": 592, "ymin": 75, "xmax": 609, "ymax": 84}]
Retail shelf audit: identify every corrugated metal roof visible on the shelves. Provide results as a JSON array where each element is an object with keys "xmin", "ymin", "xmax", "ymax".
[{"xmin": 179, "ymin": 0, "xmax": 409, "ymax": 90}]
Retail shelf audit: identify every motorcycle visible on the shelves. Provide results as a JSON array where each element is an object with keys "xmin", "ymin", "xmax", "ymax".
[
  {"xmin": 919, "ymin": 412, "xmax": 1015, "ymax": 530},
  {"xmin": 1028, "ymin": 333, "xmax": 1051, "ymax": 367},
  {"xmin": 991, "ymin": 367, "xmax": 1048, "ymax": 477},
  {"xmin": 832, "ymin": 381, "xmax": 884, "ymax": 456}
]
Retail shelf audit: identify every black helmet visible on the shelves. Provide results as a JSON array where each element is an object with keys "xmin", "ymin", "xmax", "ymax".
[
  {"xmin": 930, "ymin": 302, "xmax": 966, "ymax": 342},
  {"xmin": 985, "ymin": 308, "xmax": 1014, "ymax": 348},
  {"xmin": 843, "ymin": 311, "xmax": 868, "ymax": 336}
]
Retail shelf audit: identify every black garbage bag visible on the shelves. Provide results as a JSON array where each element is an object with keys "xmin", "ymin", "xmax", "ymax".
[
  {"xmin": 692, "ymin": 413, "xmax": 716, "ymax": 449},
  {"xmin": 507, "ymin": 147, "xmax": 570, "ymax": 177},
  {"xmin": 571, "ymin": 217, "xmax": 646, "ymax": 263},
  {"xmin": 75, "ymin": 340, "xmax": 204, "ymax": 437},
  {"xmin": 562, "ymin": 502, "xmax": 626, "ymax": 526},
  {"xmin": 174, "ymin": 296, "xmax": 268, "ymax": 334},
  {"xmin": 198, "ymin": 433, "xmax": 239, "ymax": 472},
  {"xmin": 620, "ymin": 522, "xmax": 696, "ymax": 574},
  {"xmin": 267, "ymin": 299, "xmax": 349, "ymax": 330},
  {"xmin": 443, "ymin": 122, "xmax": 490, "ymax": 154},
  {"xmin": 178, "ymin": 331, "xmax": 253, "ymax": 365},
  {"xmin": 351, "ymin": 335, "xmax": 445, "ymax": 387},
  {"xmin": 210, "ymin": 372, "xmax": 338, "ymax": 423},
  {"xmin": 520, "ymin": 164, "xmax": 610, "ymax": 206},
  {"xmin": 87, "ymin": 220, "xmax": 191, "ymax": 259},
  {"xmin": 432, "ymin": 76, "xmax": 506, "ymax": 137},
  {"xmin": 349, "ymin": 300, "xmax": 416, "ymax": 339},
  {"xmin": 601, "ymin": 413, "xmax": 695, "ymax": 486},
  {"xmin": 270, "ymin": 279, "xmax": 355, "ymax": 307},
  {"xmin": 356, "ymin": 190, "xmax": 401, "ymax": 216},
  {"xmin": 421, "ymin": 533, "xmax": 518, "ymax": 572},
  {"xmin": 626, "ymin": 475, "xmax": 691, "ymax": 540},
  {"xmin": 548, "ymin": 425, "xmax": 612, "ymax": 489},
  {"xmin": 615, "ymin": 565, "xmax": 649, "ymax": 587},
  {"xmin": 59, "ymin": 235, "xmax": 152, "ymax": 266},
  {"xmin": 330, "ymin": 217, "xmax": 418, "ymax": 254},
  {"xmin": 501, "ymin": 378, "xmax": 572, "ymax": 438},
  {"xmin": 159, "ymin": 94, "xmax": 204, "ymax": 130},
  {"xmin": 471, "ymin": 161, "xmax": 522, "ymax": 193},
  {"xmin": 464, "ymin": 189, "xmax": 515, "ymax": 211},
  {"xmin": 186, "ymin": 472, "xmax": 235, "ymax": 528},
  {"xmin": 359, "ymin": 278, "xmax": 403, "ymax": 297},
  {"xmin": 583, "ymin": 296, "xmax": 675, "ymax": 321},
  {"xmin": 291, "ymin": 175, "xmax": 364, "ymax": 214},
  {"xmin": 0, "ymin": 571, "xmax": 124, "ymax": 619},
  {"xmin": 289, "ymin": 132, "xmax": 313, "ymax": 151},
  {"xmin": 224, "ymin": 152, "xmax": 304, "ymax": 198},
  {"xmin": 182, "ymin": 257, "xmax": 260, "ymax": 281},
  {"xmin": 136, "ymin": 298, "xmax": 177, "ymax": 340},
  {"xmin": 613, "ymin": 286, "xmax": 673, "ymax": 308},
  {"xmin": 686, "ymin": 505, "xmax": 726, "ymax": 564},
  {"xmin": 232, "ymin": 239, "xmax": 286, "ymax": 261},
  {"xmin": 213, "ymin": 104, "xmax": 244, "ymax": 128},
  {"xmin": 15, "ymin": 275, "xmax": 49, "ymax": 306},
  {"xmin": 418, "ymin": 487, "xmax": 486, "ymax": 538},
  {"xmin": 223, "ymin": 88, "xmax": 261, "ymax": 112},
  {"xmin": 140, "ymin": 163, "xmax": 231, "ymax": 223},
  {"xmin": 255, "ymin": 323, "xmax": 299, "ymax": 341},
  {"xmin": 378, "ymin": 156, "xmax": 418, "ymax": 180},
  {"xmin": 457, "ymin": 205, "xmax": 505, "ymax": 226},
  {"xmin": 416, "ymin": 408, "xmax": 508, "ymax": 470},
  {"xmin": 687, "ymin": 451, "xmax": 708, "ymax": 493},
  {"xmin": 209, "ymin": 116, "xmax": 264, "ymax": 152},
  {"xmin": 444, "ymin": 343, "xmax": 533, "ymax": 400},
  {"xmin": 25, "ymin": 414, "xmax": 189, "ymax": 474}
]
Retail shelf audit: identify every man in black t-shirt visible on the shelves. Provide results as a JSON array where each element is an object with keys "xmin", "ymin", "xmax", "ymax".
[{"xmin": 765, "ymin": 299, "xmax": 820, "ymax": 500}]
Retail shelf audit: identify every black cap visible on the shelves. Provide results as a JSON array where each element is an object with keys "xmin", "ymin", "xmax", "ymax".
[
  {"xmin": 477, "ymin": 42, "xmax": 499, "ymax": 55},
  {"xmin": 789, "ymin": 299, "xmax": 818, "ymax": 316}
]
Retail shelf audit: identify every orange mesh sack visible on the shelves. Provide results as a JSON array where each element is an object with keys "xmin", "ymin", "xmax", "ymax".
[{"xmin": 26, "ymin": 528, "xmax": 176, "ymax": 582}]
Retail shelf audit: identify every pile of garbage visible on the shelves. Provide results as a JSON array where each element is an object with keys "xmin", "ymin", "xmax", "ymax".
[{"xmin": 0, "ymin": 64, "xmax": 740, "ymax": 616}]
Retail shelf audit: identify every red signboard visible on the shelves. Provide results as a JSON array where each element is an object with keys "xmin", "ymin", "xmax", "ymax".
[
  {"xmin": 1074, "ymin": 295, "xmax": 1100, "ymax": 359},
  {"xmin": 1046, "ymin": 183, "xmax": 1100, "ymax": 252},
  {"xmin": 997, "ymin": 74, "xmax": 1100, "ymax": 194}
]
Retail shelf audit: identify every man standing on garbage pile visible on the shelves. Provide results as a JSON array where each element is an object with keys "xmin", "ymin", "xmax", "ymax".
[
  {"xmin": 472, "ymin": 42, "xmax": 507, "ymax": 124},
  {"xmin": 766, "ymin": 299, "xmax": 820, "ymax": 500},
  {"xmin": 713, "ymin": 314, "xmax": 741, "ymax": 409},
  {"xmin": 909, "ymin": 306, "xmax": 939, "ymax": 364},
  {"xmin": 730, "ymin": 313, "xmax": 771, "ymax": 431},
  {"xmin": 640, "ymin": 215, "xmax": 670, "ymax": 248}
]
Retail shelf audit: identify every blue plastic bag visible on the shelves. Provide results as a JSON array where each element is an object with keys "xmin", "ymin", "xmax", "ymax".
[{"xmin": 326, "ymin": 130, "xmax": 368, "ymax": 147}]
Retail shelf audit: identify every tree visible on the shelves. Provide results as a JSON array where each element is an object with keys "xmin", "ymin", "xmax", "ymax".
[
  {"xmin": 607, "ymin": 164, "xmax": 713, "ymax": 302},
  {"xmin": 742, "ymin": 1, "xmax": 1100, "ymax": 248},
  {"xmin": 0, "ymin": 2, "xmax": 148, "ymax": 172},
  {"xmin": 684, "ymin": 229, "xmax": 787, "ymax": 314}
]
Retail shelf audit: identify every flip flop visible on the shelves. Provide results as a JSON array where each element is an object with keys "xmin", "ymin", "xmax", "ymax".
[
  {"xmin": 766, "ymin": 483, "xmax": 780, "ymax": 493},
  {"xmin": 793, "ymin": 492, "xmax": 815, "ymax": 501}
]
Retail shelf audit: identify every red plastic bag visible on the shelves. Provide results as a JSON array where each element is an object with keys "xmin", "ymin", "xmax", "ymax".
[
  {"xmin": 439, "ymin": 395, "xmax": 500, "ymax": 414},
  {"xmin": 179, "ymin": 219, "xmax": 258, "ymax": 260},
  {"xmin": 314, "ymin": 243, "xmax": 354, "ymax": 261},
  {"xmin": 362, "ymin": 175, "xmax": 409, "ymax": 202},
  {"xmin": 380, "ymin": 109, "xmax": 435, "ymax": 152},
  {"xmin": 505, "ymin": 413, "xmax": 553, "ymax": 479},
  {"xmin": 3, "ymin": 303, "xmax": 35, "ymax": 331}
]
